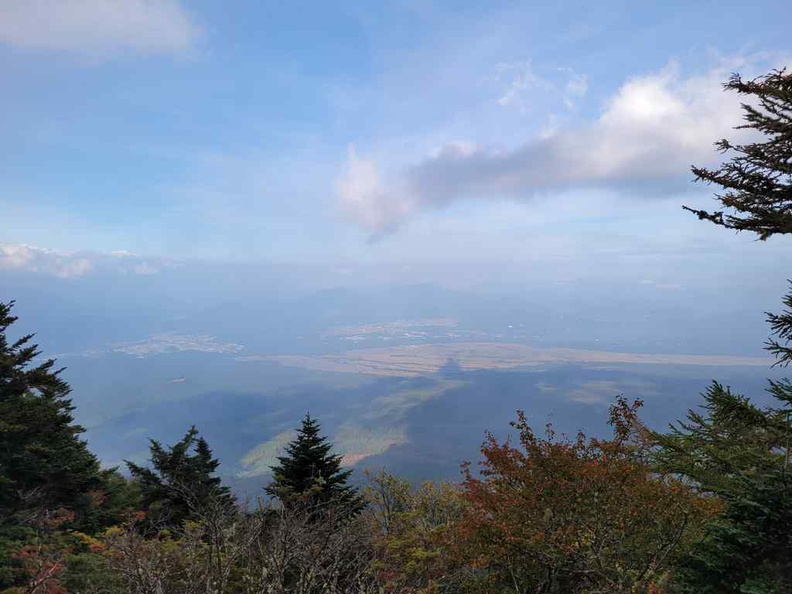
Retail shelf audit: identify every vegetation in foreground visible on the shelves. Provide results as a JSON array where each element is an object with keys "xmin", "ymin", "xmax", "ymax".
[{"xmin": 1, "ymin": 68, "xmax": 790, "ymax": 593}]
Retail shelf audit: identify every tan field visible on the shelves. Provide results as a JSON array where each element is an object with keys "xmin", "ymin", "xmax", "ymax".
[{"xmin": 237, "ymin": 342, "xmax": 771, "ymax": 377}]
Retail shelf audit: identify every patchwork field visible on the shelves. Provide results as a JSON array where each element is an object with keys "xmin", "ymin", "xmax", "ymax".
[{"xmin": 240, "ymin": 342, "xmax": 771, "ymax": 377}]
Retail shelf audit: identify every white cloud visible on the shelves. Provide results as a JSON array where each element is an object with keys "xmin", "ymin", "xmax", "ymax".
[
  {"xmin": 103, "ymin": 250, "xmax": 164, "ymax": 275},
  {"xmin": 0, "ymin": 242, "xmax": 166, "ymax": 278},
  {"xmin": 494, "ymin": 61, "xmax": 546, "ymax": 109},
  {"xmin": 562, "ymin": 70, "xmax": 588, "ymax": 110},
  {"xmin": 565, "ymin": 72, "xmax": 588, "ymax": 98},
  {"xmin": 338, "ymin": 58, "xmax": 774, "ymax": 232},
  {"xmin": 0, "ymin": 0, "xmax": 199, "ymax": 56},
  {"xmin": 336, "ymin": 147, "xmax": 415, "ymax": 234},
  {"xmin": 0, "ymin": 243, "xmax": 93, "ymax": 278},
  {"xmin": 493, "ymin": 63, "xmax": 588, "ymax": 113},
  {"xmin": 132, "ymin": 261, "xmax": 160, "ymax": 275}
]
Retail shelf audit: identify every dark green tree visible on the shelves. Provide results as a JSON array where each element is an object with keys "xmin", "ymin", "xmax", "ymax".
[
  {"xmin": 0, "ymin": 300, "xmax": 104, "ymax": 525},
  {"xmin": 0, "ymin": 300, "xmax": 108, "ymax": 588},
  {"xmin": 766, "ymin": 281, "xmax": 792, "ymax": 367},
  {"xmin": 266, "ymin": 414, "xmax": 363, "ymax": 513},
  {"xmin": 0, "ymin": 301, "xmax": 102, "ymax": 525},
  {"xmin": 684, "ymin": 68, "xmax": 792, "ymax": 239},
  {"xmin": 653, "ymin": 381, "xmax": 792, "ymax": 592},
  {"xmin": 127, "ymin": 426, "xmax": 233, "ymax": 529},
  {"xmin": 675, "ymin": 68, "xmax": 792, "ymax": 591}
]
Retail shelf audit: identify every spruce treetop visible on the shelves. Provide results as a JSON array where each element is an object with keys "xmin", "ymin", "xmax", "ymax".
[
  {"xmin": 0, "ymin": 300, "xmax": 102, "ymax": 530},
  {"xmin": 684, "ymin": 68, "xmax": 792, "ymax": 239},
  {"xmin": 1, "ymin": 300, "xmax": 71, "ymax": 405},
  {"xmin": 267, "ymin": 413, "xmax": 363, "ymax": 512},
  {"xmin": 127, "ymin": 426, "xmax": 232, "ymax": 528},
  {"xmin": 682, "ymin": 69, "xmax": 792, "ymax": 367}
]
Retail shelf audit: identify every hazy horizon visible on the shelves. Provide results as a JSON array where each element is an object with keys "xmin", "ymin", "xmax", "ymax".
[{"xmin": 2, "ymin": 0, "xmax": 791, "ymax": 483}]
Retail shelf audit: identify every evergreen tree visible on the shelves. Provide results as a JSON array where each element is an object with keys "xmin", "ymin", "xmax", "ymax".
[
  {"xmin": 684, "ymin": 68, "xmax": 792, "ymax": 239},
  {"xmin": 675, "ymin": 68, "xmax": 792, "ymax": 590},
  {"xmin": 766, "ymin": 281, "xmax": 792, "ymax": 367},
  {"xmin": 266, "ymin": 414, "xmax": 363, "ymax": 513},
  {"xmin": 0, "ymin": 300, "xmax": 103, "ymax": 527},
  {"xmin": 127, "ymin": 426, "xmax": 233, "ymax": 529},
  {"xmin": 0, "ymin": 300, "xmax": 108, "ymax": 589},
  {"xmin": 653, "ymin": 381, "xmax": 792, "ymax": 592}
]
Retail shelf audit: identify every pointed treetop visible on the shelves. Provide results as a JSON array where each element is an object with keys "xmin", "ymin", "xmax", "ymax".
[
  {"xmin": 685, "ymin": 68, "xmax": 792, "ymax": 240},
  {"xmin": 266, "ymin": 414, "xmax": 363, "ymax": 513},
  {"xmin": 127, "ymin": 426, "xmax": 232, "ymax": 528},
  {"xmin": 0, "ymin": 300, "xmax": 103, "ymax": 531}
]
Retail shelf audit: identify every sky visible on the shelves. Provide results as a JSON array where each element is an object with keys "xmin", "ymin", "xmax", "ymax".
[{"xmin": 0, "ymin": 0, "xmax": 791, "ymax": 293}]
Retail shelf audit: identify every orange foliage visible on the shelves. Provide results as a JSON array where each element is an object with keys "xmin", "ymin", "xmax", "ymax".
[
  {"xmin": 454, "ymin": 398, "xmax": 720, "ymax": 593},
  {"xmin": 11, "ymin": 545, "xmax": 68, "ymax": 594}
]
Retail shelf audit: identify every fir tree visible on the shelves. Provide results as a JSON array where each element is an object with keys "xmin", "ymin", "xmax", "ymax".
[
  {"xmin": 766, "ymin": 281, "xmax": 792, "ymax": 367},
  {"xmin": 0, "ymin": 300, "xmax": 107, "ymax": 589},
  {"xmin": 684, "ymin": 68, "xmax": 792, "ymax": 239},
  {"xmin": 0, "ymin": 300, "xmax": 103, "ymax": 527},
  {"xmin": 676, "ymin": 69, "xmax": 792, "ymax": 589},
  {"xmin": 127, "ymin": 426, "xmax": 233, "ymax": 529},
  {"xmin": 266, "ymin": 414, "xmax": 363, "ymax": 513},
  {"xmin": 653, "ymin": 381, "xmax": 792, "ymax": 592}
]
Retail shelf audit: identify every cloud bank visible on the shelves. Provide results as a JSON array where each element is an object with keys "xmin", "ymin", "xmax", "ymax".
[
  {"xmin": 0, "ymin": 0, "xmax": 199, "ymax": 56},
  {"xmin": 337, "ymin": 61, "xmax": 758, "ymax": 232},
  {"xmin": 0, "ymin": 243, "xmax": 164, "ymax": 278}
]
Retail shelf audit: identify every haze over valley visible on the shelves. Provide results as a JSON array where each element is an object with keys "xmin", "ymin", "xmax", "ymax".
[
  {"xmin": 1, "ymin": 0, "xmax": 790, "ymax": 492},
  {"xmin": 5, "ymin": 270, "xmax": 786, "ymax": 491}
]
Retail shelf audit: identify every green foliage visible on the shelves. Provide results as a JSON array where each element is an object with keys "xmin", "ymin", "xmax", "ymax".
[
  {"xmin": 86, "ymin": 468, "xmax": 143, "ymax": 531},
  {"xmin": 60, "ymin": 546, "xmax": 121, "ymax": 594},
  {"xmin": 364, "ymin": 469, "xmax": 468, "ymax": 592},
  {"xmin": 0, "ymin": 301, "xmax": 116, "ymax": 590},
  {"xmin": 126, "ymin": 427, "xmax": 233, "ymax": 530},
  {"xmin": 0, "ymin": 525, "xmax": 36, "ymax": 590},
  {"xmin": 654, "ymin": 382, "xmax": 789, "ymax": 492},
  {"xmin": 654, "ymin": 381, "xmax": 792, "ymax": 592},
  {"xmin": 766, "ymin": 282, "xmax": 792, "ymax": 367},
  {"xmin": 675, "ymin": 473, "xmax": 791, "ymax": 594},
  {"xmin": 684, "ymin": 69, "xmax": 792, "ymax": 239},
  {"xmin": 680, "ymin": 65, "xmax": 792, "ymax": 592},
  {"xmin": 0, "ymin": 301, "xmax": 104, "ymax": 529},
  {"xmin": 267, "ymin": 413, "xmax": 364, "ymax": 513}
]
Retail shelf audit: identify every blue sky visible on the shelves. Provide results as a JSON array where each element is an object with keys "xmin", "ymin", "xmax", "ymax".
[{"xmin": 1, "ymin": 0, "xmax": 790, "ymax": 290}]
